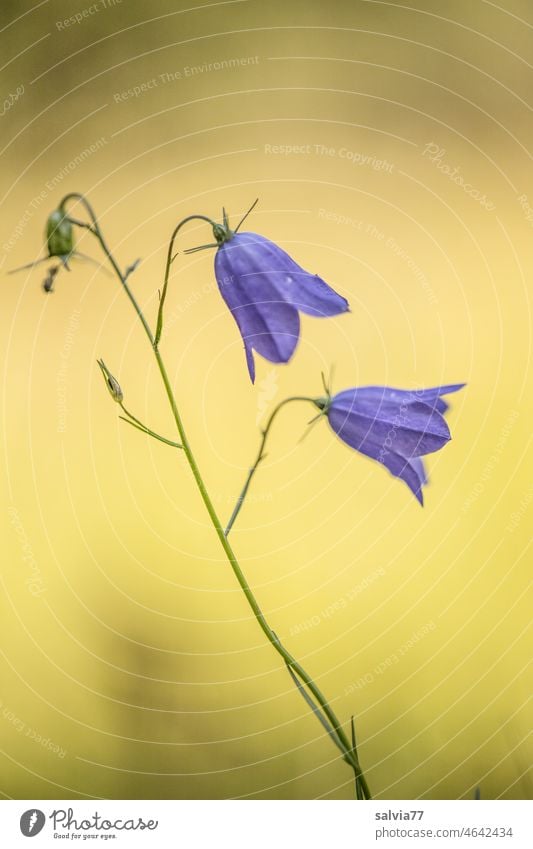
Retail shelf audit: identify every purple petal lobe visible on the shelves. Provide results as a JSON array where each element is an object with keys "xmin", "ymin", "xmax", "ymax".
[
  {"xmin": 412, "ymin": 383, "xmax": 466, "ymax": 413},
  {"xmin": 283, "ymin": 272, "xmax": 349, "ymax": 317},
  {"xmin": 381, "ymin": 453, "xmax": 426, "ymax": 504},
  {"xmin": 328, "ymin": 388, "xmax": 451, "ymax": 457},
  {"xmin": 409, "ymin": 456, "xmax": 428, "ymax": 487},
  {"xmin": 245, "ymin": 343, "xmax": 256, "ymax": 383},
  {"xmin": 231, "ymin": 232, "xmax": 349, "ymax": 317}
]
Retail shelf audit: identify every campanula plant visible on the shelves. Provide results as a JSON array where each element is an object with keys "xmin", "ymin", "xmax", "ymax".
[{"xmin": 17, "ymin": 193, "xmax": 465, "ymax": 800}]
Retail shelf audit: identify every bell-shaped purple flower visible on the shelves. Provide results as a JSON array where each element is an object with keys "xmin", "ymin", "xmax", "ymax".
[
  {"xmin": 213, "ymin": 229, "xmax": 349, "ymax": 382},
  {"xmin": 320, "ymin": 384, "xmax": 464, "ymax": 504}
]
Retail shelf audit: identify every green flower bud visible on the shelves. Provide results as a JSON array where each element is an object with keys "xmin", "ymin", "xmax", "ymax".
[
  {"xmin": 46, "ymin": 210, "xmax": 73, "ymax": 259},
  {"xmin": 97, "ymin": 359, "xmax": 123, "ymax": 403}
]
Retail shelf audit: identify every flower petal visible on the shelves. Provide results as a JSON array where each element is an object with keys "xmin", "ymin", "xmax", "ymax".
[
  {"xmin": 328, "ymin": 388, "xmax": 451, "ymax": 457},
  {"xmin": 337, "ymin": 384, "xmax": 464, "ymax": 414},
  {"xmin": 380, "ymin": 452, "xmax": 427, "ymax": 504},
  {"xmin": 409, "ymin": 456, "xmax": 428, "ymax": 487},
  {"xmin": 244, "ymin": 343, "xmax": 256, "ymax": 383},
  {"xmin": 215, "ymin": 245, "xmax": 300, "ymax": 381},
  {"xmin": 328, "ymin": 417, "xmax": 428, "ymax": 503},
  {"xmin": 284, "ymin": 271, "xmax": 350, "ymax": 317},
  {"xmin": 410, "ymin": 383, "xmax": 465, "ymax": 413}
]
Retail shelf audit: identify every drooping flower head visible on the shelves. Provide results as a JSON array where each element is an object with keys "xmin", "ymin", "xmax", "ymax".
[
  {"xmin": 198, "ymin": 204, "xmax": 349, "ymax": 382},
  {"xmin": 9, "ymin": 208, "xmax": 99, "ymax": 292},
  {"xmin": 314, "ymin": 383, "xmax": 465, "ymax": 504}
]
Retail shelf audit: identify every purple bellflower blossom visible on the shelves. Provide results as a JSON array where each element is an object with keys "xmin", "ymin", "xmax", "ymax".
[
  {"xmin": 208, "ymin": 208, "xmax": 349, "ymax": 382},
  {"xmin": 315, "ymin": 384, "xmax": 465, "ymax": 504}
]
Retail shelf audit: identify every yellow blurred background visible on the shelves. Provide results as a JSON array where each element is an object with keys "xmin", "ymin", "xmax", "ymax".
[{"xmin": 0, "ymin": 0, "xmax": 531, "ymax": 800}]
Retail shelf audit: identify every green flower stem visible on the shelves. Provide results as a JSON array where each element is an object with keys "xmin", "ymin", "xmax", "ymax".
[
  {"xmin": 118, "ymin": 404, "xmax": 182, "ymax": 449},
  {"xmin": 351, "ymin": 715, "xmax": 364, "ymax": 800},
  {"xmin": 155, "ymin": 214, "xmax": 218, "ymax": 347},
  {"xmin": 225, "ymin": 396, "xmax": 319, "ymax": 537},
  {"xmin": 60, "ymin": 193, "xmax": 155, "ymax": 347},
  {"xmin": 151, "ymin": 342, "xmax": 370, "ymax": 796},
  {"xmin": 61, "ymin": 194, "xmax": 371, "ymax": 800}
]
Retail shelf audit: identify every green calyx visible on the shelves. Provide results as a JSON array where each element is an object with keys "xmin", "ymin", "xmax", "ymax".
[
  {"xmin": 212, "ymin": 199, "xmax": 260, "ymax": 246},
  {"xmin": 312, "ymin": 371, "xmax": 334, "ymax": 414},
  {"xmin": 183, "ymin": 201, "xmax": 259, "ymax": 255},
  {"xmin": 312, "ymin": 396, "xmax": 331, "ymax": 413},
  {"xmin": 212, "ymin": 219, "xmax": 233, "ymax": 245}
]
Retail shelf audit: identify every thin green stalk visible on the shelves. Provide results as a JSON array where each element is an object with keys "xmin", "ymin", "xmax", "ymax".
[
  {"xmin": 155, "ymin": 214, "xmax": 218, "ymax": 347},
  {"xmin": 225, "ymin": 396, "xmax": 318, "ymax": 536},
  {"xmin": 152, "ymin": 344, "xmax": 369, "ymax": 795},
  {"xmin": 60, "ymin": 193, "xmax": 155, "ymax": 346},
  {"xmin": 62, "ymin": 195, "xmax": 371, "ymax": 799},
  {"xmin": 119, "ymin": 404, "xmax": 182, "ymax": 449}
]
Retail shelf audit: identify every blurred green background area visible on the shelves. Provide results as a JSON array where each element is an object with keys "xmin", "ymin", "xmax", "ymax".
[{"xmin": 0, "ymin": 0, "xmax": 531, "ymax": 799}]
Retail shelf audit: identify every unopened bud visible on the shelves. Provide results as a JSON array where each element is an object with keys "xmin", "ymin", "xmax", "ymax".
[
  {"xmin": 46, "ymin": 210, "xmax": 73, "ymax": 259},
  {"xmin": 97, "ymin": 359, "xmax": 123, "ymax": 403}
]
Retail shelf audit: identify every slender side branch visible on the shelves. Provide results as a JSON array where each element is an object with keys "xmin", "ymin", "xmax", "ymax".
[
  {"xmin": 225, "ymin": 396, "xmax": 319, "ymax": 536},
  {"xmin": 119, "ymin": 404, "xmax": 182, "ymax": 449},
  {"xmin": 155, "ymin": 214, "xmax": 218, "ymax": 347},
  {"xmin": 60, "ymin": 193, "xmax": 155, "ymax": 346}
]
